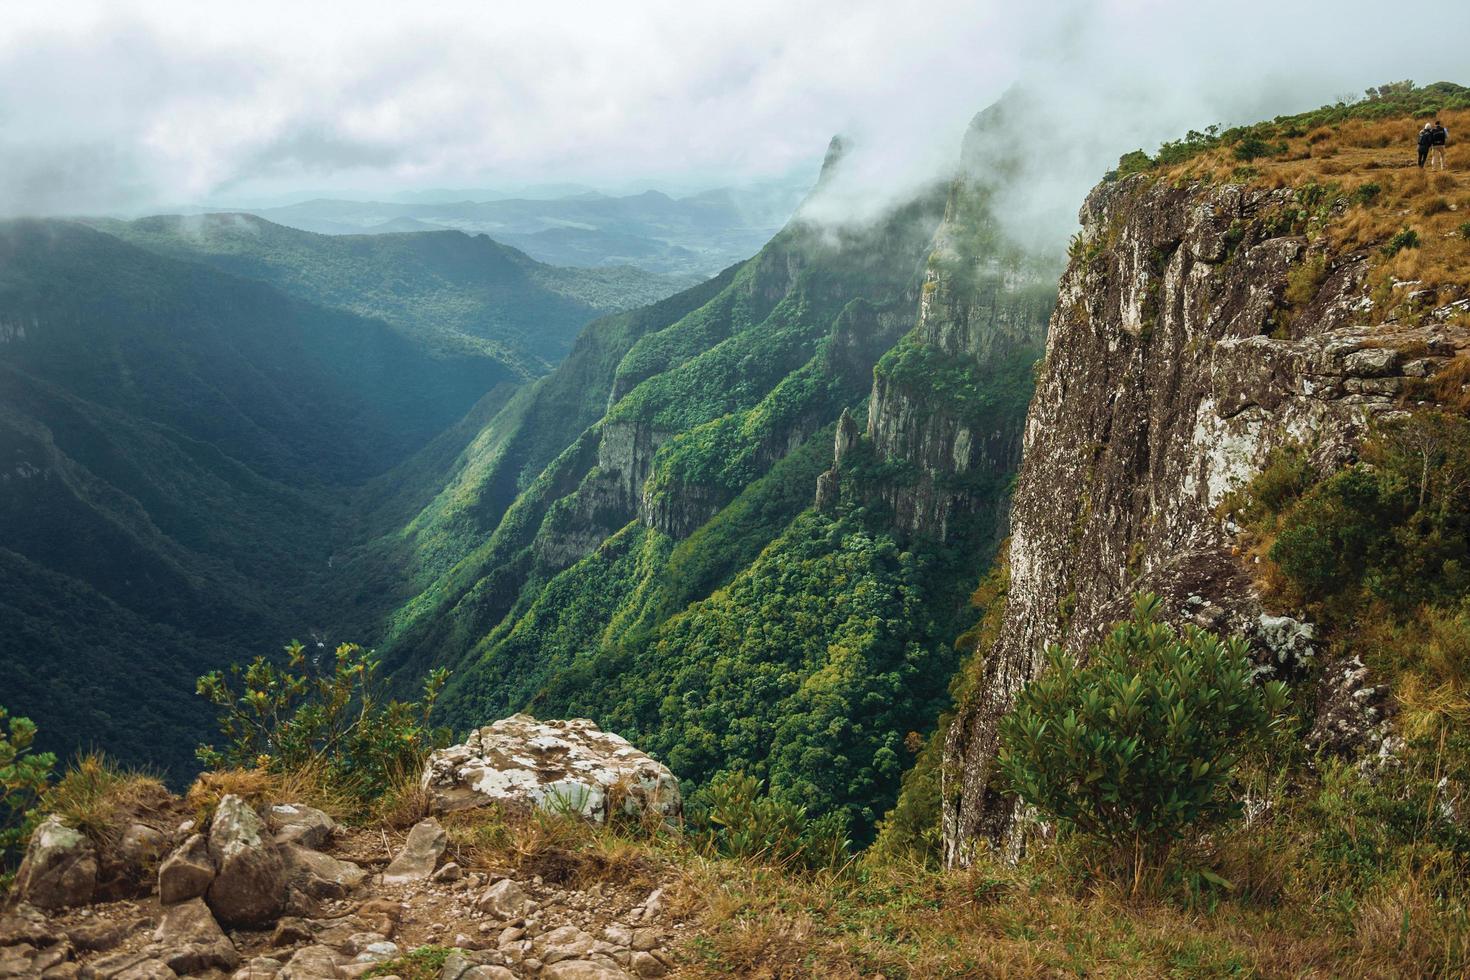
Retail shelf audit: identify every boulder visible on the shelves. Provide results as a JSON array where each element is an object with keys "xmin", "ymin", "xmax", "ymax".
[
  {"xmin": 282, "ymin": 845, "xmax": 367, "ymax": 900},
  {"xmin": 14, "ymin": 816, "xmax": 98, "ymax": 909},
  {"xmin": 381, "ymin": 819, "xmax": 446, "ymax": 885},
  {"xmin": 206, "ymin": 795, "xmax": 286, "ymax": 926},
  {"xmin": 158, "ymin": 834, "xmax": 215, "ymax": 905},
  {"xmin": 420, "ymin": 716, "xmax": 681, "ymax": 824},
  {"xmin": 151, "ymin": 898, "xmax": 239, "ymax": 974},
  {"xmin": 268, "ymin": 805, "xmax": 336, "ymax": 850}
]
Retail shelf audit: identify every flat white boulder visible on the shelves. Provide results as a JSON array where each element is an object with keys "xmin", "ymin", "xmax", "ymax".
[{"xmin": 421, "ymin": 714, "xmax": 681, "ymax": 824}]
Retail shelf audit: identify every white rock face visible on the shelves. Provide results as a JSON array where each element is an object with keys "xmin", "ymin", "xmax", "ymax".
[{"xmin": 422, "ymin": 715, "xmax": 681, "ymax": 824}]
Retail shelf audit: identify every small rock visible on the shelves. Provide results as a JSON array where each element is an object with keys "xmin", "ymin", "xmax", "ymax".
[
  {"xmin": 381, "ymin": 819, "xmax": 446, "ymax": 885},
  {"xmin": 269, "ymin": 805, "xmax": 336, "ymax": 850},
  {"xmin": 630, "ymin": 952, "xmax": 667, "ymax": 978},
  {"xmin": 118, "ymin": 824, "xmax": 168, "ymax": 870},
  {"xmin": 278, "ymin": 944, "xmax": 340, "ymax": 980},
  {"xmin": 232, "ymin": 955, "xmax": 285, "ymax": 979},
  {"xmin": 13, "ymin": 816, "xmax": 97, "ymax": 909},
  {"xmin": 69, "ymin": 916, "xmax": 147, "ymax": 952},
  {"xmin": 282, "ymin": 845, "xmax": 368, "ymax": 900},
  {"xmin": 431, "ymin": 861, "xmax": 462, "ymax": 883},
  {"xmin": 354, "ymin": 941, "xmax": 399, "ymax": 963},
  {"xmin": 477, "ymin": 879, "xmax": 530, "ymax": 920},
  {"xmin": 630, "ymin": 928, "xmax": 658, "ymax": 952},
  {"xmin": 271, "ymin": 917, "xmax": 315, "ymax": 948},
  {"xmin": 540, "ymin": 961, "xmax": 631, "ymax": 980},
  {"xmin": 158, "ymin": 835, "xmax": 215, "ymax": 905},
  {"xmin": 114, "ymin": 960, "xmax": 179, "ymax": 980}
]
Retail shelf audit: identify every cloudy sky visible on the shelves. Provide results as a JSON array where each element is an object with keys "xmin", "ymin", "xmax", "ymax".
[{"xmin": 2, "ymin": 0, "xmax": 1468, "ymax": 218}]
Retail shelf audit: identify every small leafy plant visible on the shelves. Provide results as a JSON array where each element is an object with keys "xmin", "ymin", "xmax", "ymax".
[
  {"xmin": 1381, "ymin": 228, "xmax": 1421, "ymax": 256},
  {"xmin": 1, "ymin": 708, "xmax": 56, "ymax": 890},
  {"xmin": 998, "ymin": 595, "xmax": 1288, "ymax": 894},
  {"xmin": 691, "ymin": 771, "xmax": 850, "ymax": 870},
  {"xmin": 196, "ymin": 641, "xmax": 450, "ymax": 808}
]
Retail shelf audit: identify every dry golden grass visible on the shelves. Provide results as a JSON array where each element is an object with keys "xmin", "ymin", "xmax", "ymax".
[
  {"xmin": 184, "ymin": 761, "xmax": 356, "ymax": 825},
  {"xmin": 1160, "ymin": 108, "xmax": 1470, "ymax": 310},
  {"xmin": 43, "ymin": 753, "xmax": 171, "ymax": 847}
]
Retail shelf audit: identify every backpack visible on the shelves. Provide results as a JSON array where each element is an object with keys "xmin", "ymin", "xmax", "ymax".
[{"xmin": 1432, "ymin": 126, "xmax": 1448, "ymax": 146}]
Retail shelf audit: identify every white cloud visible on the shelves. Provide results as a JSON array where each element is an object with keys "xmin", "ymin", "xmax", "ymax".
[{"xmin": 1, "ymin": 0, "xmax": 1467, "ymax": 220}]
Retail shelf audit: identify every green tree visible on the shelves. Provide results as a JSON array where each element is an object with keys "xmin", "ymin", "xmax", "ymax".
[
  {"xmin": 1, "ymin": 707, "xmax": 56, "ymax": 889},
  {"xmin": 997, "ymin": 595, "xmax": 1288, "ymax": 893},
  {"xmin": 196, "ymin": 642, "xmax": 449, "ymax": 805}
]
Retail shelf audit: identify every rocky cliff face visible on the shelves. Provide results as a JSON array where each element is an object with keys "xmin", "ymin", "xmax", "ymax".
[
  {"xmin": 835, "ymin": 159, "xmax": 1058, "ymax": 543},
  {"xmin": 942, "ymin": 173, "xmax": 1470, "ymax": 865}
]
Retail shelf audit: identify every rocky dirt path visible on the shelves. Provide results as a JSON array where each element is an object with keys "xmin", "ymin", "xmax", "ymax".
[{"xmin": 2, "ymin": 806, "xmax": 691, "ymax": 980}]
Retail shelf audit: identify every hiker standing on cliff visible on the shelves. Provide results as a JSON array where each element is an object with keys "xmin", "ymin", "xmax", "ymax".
[
  {"xmin": 1418, "ymin": 122, "xmax": 1434, "ymax": 167},
  {"xmin": 1428, "ymin": 119, "xmax": 1449, "ymax": 171}
]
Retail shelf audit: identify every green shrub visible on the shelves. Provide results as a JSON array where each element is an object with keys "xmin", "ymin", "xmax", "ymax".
[
  {"xmin": 1233, "ymin": 136, "xmax": 1286, "ymax": 162},
  {"xmin": 1459, "ymin": 221, "xmax": 1470, "ymax": 241},
  {"xmin": 1267, "ymin": 412, "xmax": 1470, "ymax": 615},
  {"xmin": 1353, "ymin": 183, "xmax": 1383, "ymax": 206},
  {"xmin": 1, "ymin": 708, "xmax": 55, "ymax": 890},
  {"xmin": 1112, "ymin": 149, "xmax": 1155, "ymax": 179},
  {"xmin": 196, "ymin": 642, "xmax": 450, "ymax": 808},
  {"xmin": 1381, "ymin": 228, "xmax": 1421, "ymax": 256},
  {"xmin": 690, "ymin": 771, "xmax": 850, "ymax": 870},
  {"xmin": 997, "ymin": 595, "xmax": 1288, "ymax": 892}
]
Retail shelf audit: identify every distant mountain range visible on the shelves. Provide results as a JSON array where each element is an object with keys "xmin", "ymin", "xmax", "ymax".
[{"xmin": 208, "ymin": 178, "xmax": 813, "ymax": 278}]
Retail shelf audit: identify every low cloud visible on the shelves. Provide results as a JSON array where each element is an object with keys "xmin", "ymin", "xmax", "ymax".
[{"xmin": 1, "ymin": 0, "xmax": 1467, "ymax": 230}]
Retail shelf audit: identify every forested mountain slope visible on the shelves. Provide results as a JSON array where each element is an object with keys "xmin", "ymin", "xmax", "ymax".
[
  {"xmin": 0, "ymin": 218, "xmax": 631, "ymax": 776},
  {"xmin": 87, "ymin": 214, "xmax": 688, "ymax": 377},
  {"xmin": 379, "ymin": 117, "xmax": 1061, "ymax": 839}
]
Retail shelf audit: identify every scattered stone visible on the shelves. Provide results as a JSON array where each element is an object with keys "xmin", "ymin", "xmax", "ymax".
[
  {"xmin": 540, "ymin": 961, "xmax": 631, "ymax": 980},
  {"xmin": 630, "ymin": 952, "xmax": 668, "ymax": 978},
  {"xmin": 117, "ymin": 824, "xmax": 168, "ymax": 871},
  {"xmin": 430, "ymin": 861, "xmax": 462, "ymax": 883},
  {"xmin": 269, "ymin": 805, "xmax": 337, "ymax": 850},
  {"xmin": 421, "ymin": 716, "xmax": 681, "ymax": 824},
  {"xmin": 69, "ymin": 916, "xmax": 148, "ymax": 952},
  {"xmin": 278, "ymin": 944, "xmax": 341, "ymax": 980},
  {"xmin": 14, "ymin": 816, "xmax": 98, "ymax": 909},
  {"xmin": 1, "ymin": 903, "xmax": 65, "ymax": 947},
  {"xmin": 538, "ymin": 924, "xmax": 597, "ymax": 963},
  {"xmin": 381, "ymin": 819, "xmax": 446, "ymax": 885},
  {"xmin": 113, "ymin": 960, "xmax": 178, "ymax": 980},
  {"xmin": 207, "ymin": 796, "xmax": 287, "ymax": 926},
  {"xmin": 283, "ymin": 844, "xmax": 368, "ymax": 900},
  {"xmin": 476, "ymin": 879, "xmax": 530, "ymax": 920},
  {"xmin": 158, "ymin": 835, "xmax": 215, "ymax": 905},
  {"xmin": 232, "ymin": 955, "xmax": 285, "ymax": 979},
  {"xmin": 271, "ymin": 917, "xmax": 315, "ymax": 948}
]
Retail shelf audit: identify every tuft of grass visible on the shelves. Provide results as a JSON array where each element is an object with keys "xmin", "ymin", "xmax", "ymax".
[
  {"xmin": 363, "ymin": 945, "xmax": 453, "ymax": 980},
  {"xmin": 44, "ymin": 753, "xmax": 169, "ymax": 848},
  {"xmin": 184, "ymin": 768, "xmax": 282, "ymax": 825}
]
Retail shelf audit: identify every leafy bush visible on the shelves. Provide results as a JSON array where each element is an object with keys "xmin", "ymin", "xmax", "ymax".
[
  {"xmin": 998, "ymin": 595, "xmax": 1288, "ymax": 892},
  {"xmin": 1, "ymin": 708, "xmax": 55, "ymax": 889},
  {"xmin": 1352, "ymin": 183, "xmax": 1383, "ymax": 206},
  {"xmin": 1268, "ymin": 412, "xmax": 1470, "ymax": 615},
  {"xmin": 1112, "ymin": 149, "xmax": 1155, "ymax": 179},
  {"xmin": 1381, "ymin": 228, "xmax": 1421, "ymax": 256},
  {"xmin": 690, "ymin": 771, "xmax": 850, "ymax": 870},
  {"xmin": 1233, "ymin": 136, "xmax": 1286, "ymax": 162},
  {"xmin": 1459, "ymin": 221, "xmax": 1470, "ymax": 241},
  {"xmin": 196, "ymin": 642, "xmax": 450, "ymax": 809}
]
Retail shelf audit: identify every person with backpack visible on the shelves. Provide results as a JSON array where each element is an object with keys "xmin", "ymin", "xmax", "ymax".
[
  {"xmin": 1418, "ymin": 122, "xmax": 1435, "ymax": 167},
  {"xmin": 1428, "ymin": 119, "xmax": 1449, "ymax": 171}
]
